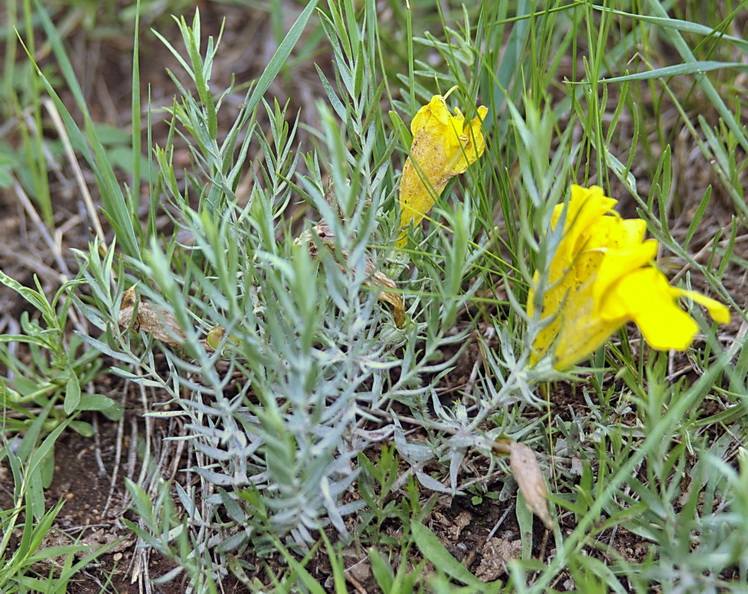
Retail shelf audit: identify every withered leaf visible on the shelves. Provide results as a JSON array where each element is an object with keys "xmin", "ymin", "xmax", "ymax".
[
  {"xmin": 370, "ymin": 270, "xmax": 404, "ymax": 328},
  {"xmin": 297, "ymin": 221, "xmax": 404, "ymax": 328},
  {"xmin": 505, "ymin": 441, "xmax": 553, "ymax": 530},
  {"xmin": 118, "ymin": 287, "xmax": 186, "ymax": 347}
]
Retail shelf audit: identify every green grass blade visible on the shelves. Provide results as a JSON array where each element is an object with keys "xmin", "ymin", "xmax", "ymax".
[
  {"xmin": 645, "ymin": 0, "xmax": 748, "ymax": 154},
  {"xmin": 411, "ymin": 521, "xmax": 484, "ymax": 588},
  {"xmin": 593, "ymin": 5, "xmax": 748, "ymax": 51},
  {"xmin": 600, "ymin": 60, "xmax": 746, "ymax": 83},
  {"xmin": 130, "ymin": 0, "xmax": 142, "ymax": 217},
  {"xmin": 244, "ymin": 1, "xmax": 318, "ymax": 115},
  {"xmin": 31, "ymin": 0, "xmax": 141, "ymax": 257}
]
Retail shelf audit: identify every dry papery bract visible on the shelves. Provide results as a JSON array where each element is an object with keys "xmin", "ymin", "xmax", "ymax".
[
  {"xmin": 117, "ymin": 287, "xmax": 185, "ymax": 346},
  {"xmin": 117, "ymin": 287, "xmax": 218, "ymax": 351},
  {"xmin": 295, "ymin": 220, "xmax": 404, "ymax": 328},
  {"xmin": 495, "ymin": 439, "xmax": 553, "ymax": 530}
]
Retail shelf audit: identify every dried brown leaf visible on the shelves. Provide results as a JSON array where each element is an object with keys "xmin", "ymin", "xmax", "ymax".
[
  {"xmin": 297, "ymin": 221, "xmax": 404, "ymax": 327},
  {"xmin": 370, "ymin": 271, "xmax": 404, "ymax": 328},
  {"xmin": 507, "ymin": 441, "xmax": 553, "ymax": 530},
  {"xmin": 118, "ymin": 287, "xmax": 186, "ymax": 347}
]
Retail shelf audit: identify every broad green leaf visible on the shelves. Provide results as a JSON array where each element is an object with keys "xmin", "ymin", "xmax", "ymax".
[{"xmin": 64, "ymin": 374, "xmax": 80, "ymax": 415}]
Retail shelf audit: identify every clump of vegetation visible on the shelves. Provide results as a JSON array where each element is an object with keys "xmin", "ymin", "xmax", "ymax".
[{"xmin": 1, "ymin": 0, "xmax": 746, "ymax": 592}]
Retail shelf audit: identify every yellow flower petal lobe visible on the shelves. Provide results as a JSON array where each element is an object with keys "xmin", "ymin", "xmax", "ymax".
[
  {"xmin": 608, "ymin": 268, "xmax": 698, "ymax": 350},
  {"xmin": 677, "ymin": 290, "xmax": 731, "ymax": 325},
  {"xmin": 595, "ymin": 240, "xmax": 658, "ymax": 313}
]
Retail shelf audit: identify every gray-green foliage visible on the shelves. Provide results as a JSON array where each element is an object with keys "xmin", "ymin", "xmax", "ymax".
[
  {"xmin": 74, "ymin": 0, "xmax": 498, "ymax": 565},
  {"xmin": 3, "ymin": 0, "xmax": 748, "ymax": 590}
]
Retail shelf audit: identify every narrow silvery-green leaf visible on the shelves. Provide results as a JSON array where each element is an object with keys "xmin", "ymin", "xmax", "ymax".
[{"xmin": 63, "ymin": 374, "xmax": 81, "ymax": 415}]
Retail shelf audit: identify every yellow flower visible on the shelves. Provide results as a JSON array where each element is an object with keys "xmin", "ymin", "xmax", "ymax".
[
  {"xmin": 397, "ymin": 92, "xmax": 488, "ymax": 246},
  {"xmin": 528, "ymin": 185, "xmax": 730, "ymax": 370}
]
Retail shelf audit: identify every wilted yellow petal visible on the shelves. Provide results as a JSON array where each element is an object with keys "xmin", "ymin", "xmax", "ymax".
[{"xmin": 397, "ymin": 94, "xmax": 487, "ymax": 246}]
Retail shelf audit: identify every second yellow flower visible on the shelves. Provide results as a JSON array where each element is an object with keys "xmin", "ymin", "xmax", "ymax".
[{"xmin": 397, "ymin": 92, "xmax": 488, "ymax": 246}]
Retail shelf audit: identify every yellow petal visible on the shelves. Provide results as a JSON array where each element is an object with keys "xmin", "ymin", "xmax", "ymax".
[
  {"xmin": 607, "ymin": 268, "xmax": 698, "ymax": 350},
  {"xmin": 553, "ymin": 316, "xmax": 623, "ymax": 370},
  {"xmin": 449, "ymin": 106, "xmax": 466, "ymax": 137},
  {"xmin": 530, "ymin": 259, "xmax": 612, "ymax": 367},
  {"xmin": 526, "ymin": 271, "xmax": 539, "ymax": 319},
  {"xmin": 410, "ymin": 95, "xmax": 447, "ymax": 135},
  {"xmin": 397, "ymin": 95, "xmax": 487, "ymax": 246},
  {"xmin": 473, "ymin": 106, "xmax": 489, "ymax": 129},
  {"xmin": 530, "ymin": 187, "xmax": 623, "ymax": 366},
  {"xmin": 446, "ymin": 106, "xmax": 488, "ymax": 176},
  {"xmin": 584, "ymin": 216, "xmax": 647, "ymax": 253},
  {"xmin": 550, "ymin": 186, "xmax": 618, "ymax": 264},
  {"xmin": 553, "ymin": 185, "xmax": 617, "ymax": 232},
  {"xmin": 547, "ymin": 277, "xmax": 625, "ymax": 369},
  {"xmin": 611, "ymin": 218, "xmax": 647, "ymax": 249},
  {"xmin": 397, "ymin": 143, "xmax": 446, "ymax": 229},
  {"xmin": 676, "ymin": 289, "xmax": 731, "ymax": 324},
  {"xmin": 595, "ymin": 240, "xmax": 658, "ymax": 314},
  {"xmin": 529, "ymin": 184, "xmax": 732, "ymax": 369}
]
